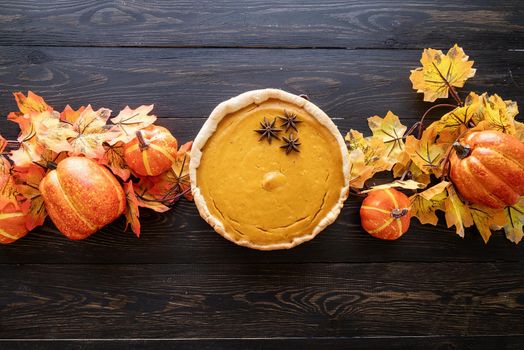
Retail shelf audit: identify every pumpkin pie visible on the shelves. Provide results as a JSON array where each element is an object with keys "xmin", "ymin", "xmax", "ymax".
[{"xmin": 190, "ymin": 89, "xmax": 349, "ymax": 250}]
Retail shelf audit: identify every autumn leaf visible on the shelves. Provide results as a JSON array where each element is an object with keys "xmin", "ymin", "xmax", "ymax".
[
  {"xmin": 475, "ymin": 94, "xmax": 518, "ymax": 135},
  {"xmin": 368, "ymin": 111, "xmax": 407, "ymax": 166},
  {"xmin": 133, "ymin": 141, "xmax": 193, "ymax": 211},
  {"xmin": 362, "ymin": 179, "xmax": 426, "ymax": 193},
  {"xmin": 0, "ymin": 135, "xmax": 6, "ymax": 153},
  {"xmin": 409, "ymin": 44, "xmax": 476, "ymax": 102},
  {"xmin": 12, "ymin": 91, "xmax": 52, "ymax": 115},
  {"xmin": 346, "ymin": 129, "xmax": 388, "ymax": 188},
  {"xmin": 37, "ymin": 111, "xmax": 77, "ymax": 154},
  {"xmin": 109, "ymin": 105, "xmax": 157, "ymax": 144},
  {"xmin": 68, "ymin": 105, "xmax": 117, "ymax": 158},
  {"xmin": 123, "ymin": 181, "xmax": 140, "ymax": 237},
  {"xmin": 405, "ymin": 128, "xmax": 447, "ymax": 177},
  {"xmin": 13, "ymin": 164, "xmax": 47, "ymax": 230},
  {"xmin": 444, "ymin": 184, "xmax": 473, "ymax": 238},
  {"xmin": 470, "ymin": 205, "xmax": 506, "ymax": 243},
  {"xmin": 409, "ymin": 181, "xmax": 448, "ymax": 225},
  {"xmin": 502, "ymin": 197, "xmax": 524, "ymax": 244},
  {"xmin": 60, "ymin": 105, "xmax": 86, "ymax": 124},
  {"xmin": 428, "ymin": 103, "xmax": 479, "ymax": 144},
  {"xmin": 0, "ymin": 156, "xmax": 19, "ymax": 211},
  {"xmin": 98, "ymin": 141, "xmax": 130, "ymax": 181}
]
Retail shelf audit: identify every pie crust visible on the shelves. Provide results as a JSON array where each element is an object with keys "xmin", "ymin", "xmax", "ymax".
[{"xmin": 190, "ymin": 89, "xmax": 350, "ymax": 250}]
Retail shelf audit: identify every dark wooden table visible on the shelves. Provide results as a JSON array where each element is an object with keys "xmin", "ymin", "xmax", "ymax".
[{"xmin": 0, "ymin": 1, "xmax": 523, "ymax": 349}]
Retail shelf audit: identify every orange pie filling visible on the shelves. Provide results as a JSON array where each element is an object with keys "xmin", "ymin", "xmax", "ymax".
[{"xmin": 196, "ymin": 99, "xmax": 346, "ymax": 246}]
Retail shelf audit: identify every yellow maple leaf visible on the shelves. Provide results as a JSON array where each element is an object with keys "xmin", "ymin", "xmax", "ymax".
[
  {"xmin": 367, "ymin": 111, "xmax": 407, "ymax": 166},
  {"xmin": 409, "ymin": 44, "xmax": 476, "ymax": 102},
  {"xmin": 345, "ymin": 130, "xmax": 388, "ymax": 189},
  {"xmin": 109, "ymin": 105, "xmax": 157, "ymax": 144},
  {"xmin": 363, "ymin": 179, "xmax": 426, "ymax": 193},
  {"xmin": 428, "ymin": 103, "xmax": 480, "ymax": 144},
  {"xmin": 409, "ymin": 181, "xmax": 448, "ymax": 225},
  {"xmin": 502, "ymin": 197, "xmax": 524, "ymax": 244},
  {"xmin": 475, "ymin": 94, "xmax": 518, "ymax": 135},
  {"xmin": 470, "ymin": 205, "xmax": 506, "ymax": 243},
  {"xmin": 444, "ymin": 184, "xmax": 473, "ymax": 238},
  {"xmin": 12, "ymin": 91, "xmax": 52, "ymax": 115},
  {"xmin": 405, "ymin": 128, "xmax": 447, "ymax": 177}
]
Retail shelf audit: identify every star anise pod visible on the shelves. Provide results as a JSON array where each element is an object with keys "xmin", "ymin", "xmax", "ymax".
[
  {"xmin": 278, "ymin": 111, "xmax": 302, "ymax": 131},
  {"xmin": 280, "ymin": 133, "xmax": 301, "ymax": 154},
  {"xmin": 255, "ymin": 117, "xmax": 281, "ymax": 143}
]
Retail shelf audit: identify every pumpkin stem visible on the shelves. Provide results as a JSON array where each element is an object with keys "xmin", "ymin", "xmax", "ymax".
[
  {"xmin": 136, "ymin": 130, "xmax": 149, "ymax": 151},
  {"xmin": 453, "ymin": 142, "xmax": 471, "ymax": 159},
  {"xmin": 391, "ymin": 208, "xmax": 408, "ymax": 219}
]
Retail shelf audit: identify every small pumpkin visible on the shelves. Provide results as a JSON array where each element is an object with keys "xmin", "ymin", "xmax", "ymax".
[
  {"xmin": 450, "ymin": 130, "xmax": 524, "ymax": 209},
  {"xmin": 124, "ymin": 125, "xmax": 178, "ymax": 176},
  {"xmin": 360, "ymin": 188, "xmax": 411, "ymax": 240},
  {"xmin": 40, "ymin": 157, "xmax": 126, "ymax": 240}
]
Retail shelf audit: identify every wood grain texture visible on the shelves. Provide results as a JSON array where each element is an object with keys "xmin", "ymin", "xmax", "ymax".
[
  {"xmin": 2, "ymin": 336, "xmax": 524, "ymax": 350},
  {"xmin": 0, "ymin": 47, "xmax": 523, "ymax": 263},
  {"xmin": 0, "ymin": 263, "xmax": 523, "ymax": 338},
  {"xmin": 0, "ymin": 47, "xmax": 521, "ymax": 120},
  {"xmin": 0, "ymin": 1, "xmax": 522, "ymax": 49}
]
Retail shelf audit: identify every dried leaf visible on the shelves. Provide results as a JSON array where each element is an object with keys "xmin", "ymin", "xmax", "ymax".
[
  {"xmin": 109, "ymin": 105, "xmax": 157, "ymax": 144},
  {"xmin": 0, "ymin": 135, "xmax": 6, "ymax": 153},
  {"xmin": 444, "ymin": 185, "xmax": 473, "ymax": 238},
  {"xmin": 428, "ymin": 103, "xmax": 479, "ymax": 144},
  {"xmin": 123, "ymin": 181, "xmax": 140, "ymax": 237},
  {"xmin": 12, "ymin": 91, "xmax": 52, "ymax": 115},
  {"xmin": 470, "ymin": 205, "xmax": 505, "ymax": 243},
  {"xmin": 0, "ymin": 156, "xmax": 19, "ymax": 211},
  {"xmin": 363, "ymin": 180, "xmax": 426, "ymax": 193},
  {"xmin": 13, "ymin": 164, "xmax": 47, "ymax": 230},
  {"xmin": 98, "ymin": 141, "xmax": 131, "ymax": 181},
  {"xmin": 346, "ymin": 129, "xmax": 389, "ymax": 188},
  {"xmin": 475, "ymin": 94, "xmax": 518, "ymax": 135},
  {"xmin": 367, "ymin": 111, "xmax": 407, "ymax": 166},
  {"xmin": 68, "ymin": 105, "xmax": 117, "ymax": 158},
  {"xmin": 502, "ymin": 197, "xmax": 524, "ymax": 244},
  {"xmin": 409, "ymin": 44, "xmax": 476, "ymax": 102},
  {"xmin": 409, "ymin": 181, "xmax": 448, "ymax": 225},
  {"xmin": 60, "ymin": 105, "xmax": 86, "ymax": 124},
  {"xmin": 405, "ymin": 128, "xmax": 447, "ymax": 177}
]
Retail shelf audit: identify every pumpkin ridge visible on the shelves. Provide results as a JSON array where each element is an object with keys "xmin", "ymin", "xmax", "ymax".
[
  {"xmin": 55, "ymin": 170, "xmax": 98, "ymax": 231},
  {"xmin": 368, "ymin": 217, "xmax": 395, "ymax": 234},
  {"xmin": 464, "ymin": 158, "xmax": 512, "ymax": 207},
  {"xmin": 360, "ymin": 205, "xmax": 391, "ymax": 215},
  {"xmin": 97, "ymin": 165, "xmax": 125, "ymax": 216},
  {"xmin": 142, "ymin": 149, "xmax": 153, "ymax": 175},
  {"xmin": 385, "ymin": 189, "xmax": 399, "ymax": 209},
  {"xmin": 487, "ymin": 147, "xmax": 524, "ymax": 173},
  {"xmin": 149, "ymin": 143, "xmax": 177, "ymax": 164}
]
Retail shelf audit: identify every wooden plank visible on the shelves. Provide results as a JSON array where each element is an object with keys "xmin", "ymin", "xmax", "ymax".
[
  {"xmin": 0, "ymin": 1, "xmax": 522, "ymax": 49},
  {"xmin": 0, "ymin": 191, "xmax": 523, "ymax": 264},
  {"xmin": 0, "ymin": 263, "xmax": 523, "ymax": 338},
  {"xmin": 0, "ymin": 47, "xmax": 521, "ymax": 120},
  {"xmin": 2, "ymin": 336, "xmax": 524, "ymax": 350},
  {"xmin": 0, "ymin": 47, "xmax": 523, "ymax": 263}
]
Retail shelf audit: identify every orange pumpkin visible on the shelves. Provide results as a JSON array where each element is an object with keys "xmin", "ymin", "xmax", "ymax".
[
  {"xmin": 0, "ymin": 203, "xmax": 29, "ymax": 244},
  {"xmin": 124, "ymin": 125, "xmax": 178, "ymax": 176},
  {"xmin": 360, "ymin": 188, "xmax": 411, "ymax": 240},
  {"xmin": 450, "ymin": 130, "xmax": 524, "ymax": 209},
  {"xmin": 40, "ymin": 157, "xmax": 126, "ymax": 240}
]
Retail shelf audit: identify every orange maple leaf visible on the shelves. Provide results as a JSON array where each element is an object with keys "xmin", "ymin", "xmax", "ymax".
[{"xmin": 123, "ymin": 181, "xmax": 140, "ymax": 237}]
